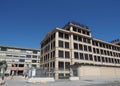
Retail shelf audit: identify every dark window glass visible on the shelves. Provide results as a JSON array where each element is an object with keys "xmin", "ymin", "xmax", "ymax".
[
  {"xmin": 26, "ymin": 55, "xmax": 31, "ymax": 58},
  {"xmin": 89, "ymin": 54, "xmax": 93, "ymax": 61},
  {"xmin": 102, "ymin": 57, "xmax": 105, "ymax": 62},
  {"xmin": 78, "ymin": 36, "xmax": 82, "ymax": 42},
  {"xmin": 85, "ymin": 54, "xmax": 88, "ymax": 60},
  {"xmin": 84, "ymin": 45, "xmax": 87, "ymax": 51},
  {"xmin": 73, "ymin": 35, "xmax": 77, "ymax": 40},
  {"xmin": 105, "ymin": 57, "xmax": 108, "ymax": 63},
  {"xmin": 32, "ymin": 60, "xmax": 37, "ymax": 63},
  {"xmin": 65, "ymin": 62, "xmax": 70, "ymax": 70},
  {"xmin": 1, "ymin": 47, "xmax": 7, "ymax": 51},
  {"xmin": 74, "ymin": 52, "xmax": 78, "ymax": 59},
  {"xmin": 88, "ymin": 46, "xmax": 92, "ymax": 52},
  {"xmin": 59, "ymin": 41, "xmax": 63, "ymax": 48},
  {"xmin": 78, "ymin": 29, "xmax": 81, "ymax": 33},
  {"xmin": 80, "ymin": 53, "xmax": 84, "ymax": 59},
  {"xmin": 65, "ymin": 34, "xmax": 69, "ymax": 39},
  {"xmin": 73, "ymin": 27, "xmax": 77, "ymax": 31},
  {"xmin": 19, "ymin": 59, "xmax": 25, "ymax": 62},
  {"xmin": 65, "ymin": 42, "xmax": 69, "ymax": 48},
  {"xmin": 59, "ymin": 32, "xmax": 63, "ymax": 38},
  {"xmin": 65, "ymin": 51, "xmax": 70, "ymax": 58},
  {"xmin": 98, "ymin": 56, "xmax": 101, "ymax": 62},
  {"xmin": 94, "ymin": 56, "xmax": 97, "ymax": 61},
  {"xmin": 82, "ymin": 30, "xmax": 86, "ymax": 34},
  {"xmin": 79, "ymin": 44, "xmax": 83, "ymax": 50},
  {"xmin": 59, "ymin": 50, "xmax": 64, "ymax": 58},
  {"xmin": 59, "ymin": 62, "xmax": 64, "ymax": 70},
  {"xmin": 74, "ymin": 43, "xmax": 78, "ymax": 49},
  {"xmin": 87, "ymin": 32, "xmax": 90, "ymax": 36}
]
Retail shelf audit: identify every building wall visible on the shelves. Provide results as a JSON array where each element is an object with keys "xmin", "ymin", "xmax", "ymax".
[
  {"xmin": 0, "ymin": 46, "xmax": 40, "ymax": 75},
  {"xmin": 78, "ymin": 66, "xmax": 120, "ymax": 81},
  {"xmin": 40, "ymin": 22, "xmax": 120, "ymax": 80}
]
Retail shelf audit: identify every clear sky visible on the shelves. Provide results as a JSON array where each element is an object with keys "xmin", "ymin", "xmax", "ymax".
[{"xmin": 0, "ymin": 0, "xmax": 120, "ymax": 49}]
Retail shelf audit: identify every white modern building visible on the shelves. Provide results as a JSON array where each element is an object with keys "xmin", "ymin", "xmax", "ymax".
[{"xmin": 0, "ymin": 45, "xmax": 40, "ymax": 75}]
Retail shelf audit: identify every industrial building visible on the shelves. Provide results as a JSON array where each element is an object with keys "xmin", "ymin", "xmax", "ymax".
[
  {"xmin": 40, "ymin": 22, "xmax": 120, "ymax": 80},
  {"xmin": 0, "ymin": 45, "xmax": 40, "ymax": 75}
]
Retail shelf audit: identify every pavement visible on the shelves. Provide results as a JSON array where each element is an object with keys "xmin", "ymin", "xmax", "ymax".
[{"xmin": 2, "ymin": 76, "xmax": 120, "ymax": 86}]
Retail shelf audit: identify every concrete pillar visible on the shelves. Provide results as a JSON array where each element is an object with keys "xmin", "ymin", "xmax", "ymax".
[{"xmin": 55, "ymin": 60, "xmax": 58, "ymax": 80}]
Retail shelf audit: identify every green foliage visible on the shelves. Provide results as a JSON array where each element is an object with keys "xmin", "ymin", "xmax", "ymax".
[{"xmin": 0, "ymin": 60, "xmax": 8, "ymax": 71}]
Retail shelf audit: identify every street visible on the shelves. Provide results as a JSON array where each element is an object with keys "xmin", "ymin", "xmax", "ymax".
[{"xmin": 3, "ymin": 76, "xmax": 120, "ymax": 86}]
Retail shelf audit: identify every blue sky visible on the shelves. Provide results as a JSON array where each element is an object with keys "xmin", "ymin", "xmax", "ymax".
[{"xmin": 0, "ymin": 0, "xmax": 120, "ymax": 49}]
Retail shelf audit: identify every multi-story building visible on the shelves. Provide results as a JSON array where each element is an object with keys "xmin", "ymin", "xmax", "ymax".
[
  {"xmin": 0, "ymin": 45, "xmax": 40, "ymax": 75},
  {"xmin": 40, "ymin": 22, "xmax": 120, "ymax": 80}
]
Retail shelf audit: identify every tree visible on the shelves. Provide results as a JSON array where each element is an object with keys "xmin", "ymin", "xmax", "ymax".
[{"xmin": 0, "ymin": 60, "xmax": 8, "ymax": 76}]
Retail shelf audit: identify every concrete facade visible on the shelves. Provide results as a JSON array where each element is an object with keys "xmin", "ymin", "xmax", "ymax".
[
  {"xmin": 0, "ymin": 46, "xmax": 40, "ymax": 75},
  {"xmin": 40, "ymin": 22, "xmax": 120, "ymax": 80}
]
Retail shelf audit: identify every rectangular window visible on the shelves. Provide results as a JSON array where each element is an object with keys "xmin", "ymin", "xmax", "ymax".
[
  {"xmin": 59, "ymin": 41, "xmax": 63, "ymax": 48},
  {"xmin": 19, "ymin": 59, "xmax": 25, "ymax": 62},
  {"xmin": 73, "ymin": 35, "xmax": 77, "ymax": 41},
  {"xmin": 65, "ymin": 51, "xmax": 70, "ymax": 58},
  {"xmin": 74, "ymin": 43, "xmax": 78, "ymax": 49},
  {"xmin": 26, "ymin": 55, "xmax": 31, "ymax": 58},
  {"xmin": 78, "ymin": 36, "xmax": 82, "ymax": 42},
  {"xmin": 59, "ymin": 50, "xmax": 64, "ymax": 58},
  {"xmin": 79, "ymin": 44, "xmax": 83, "ymax": 50},
  {"xmin": 89, "ymin": 54, "xmax": 93, "ymax": 61},
  {"xmin": 88, "ymin": 46, "xmax": 92, "ymax": 52},
  {"xmin": 102, "ymin": 57, "xmax": 105, "ymax": 62},
  {"xmin": 65, "ymin": 34, "xmax": 69, "ymax": 39},
  {"xmin": 59, "ymin": 62, "xmax": 64, "ymax": 70},
  {"xmin": 80, "ymin": 53, "xmax": 84, "ymax": 60},
  {"xmin": 65, "ymin": 42, "xmax": 69, "ymax": 48},
  {"xmin": 74, "ymin": 52, "xmax": 79, "ymax": 59},
  {"xmin": 59, "ymin": 32, "xmax": 63, "ymax": 38},
  {"xmin": 85, "ymin": 54, "xmax": 88, "ymax": 60},
  {"xmin": 65, "ymin": 62, "xmax": 70, "ymax": 70},
  {"xmin": 84, "ymin": 45, "xmax": 87, "ymax": 51},
  {"xmin": 98, "ymin": 56, "xmax": 101, "ymax": 62},
  {"xmin": 94, "ymin": 56, "xmax": 97, "ymax": 61}
]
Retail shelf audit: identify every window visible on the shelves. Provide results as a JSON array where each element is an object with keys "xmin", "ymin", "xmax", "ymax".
[
  {"xmin": 89, "ymin": 54, "xmax": 93, "ymax": 61},
  {"xmin": 1, "ymin": 47, "xmax": 7, "ymax": 51},
  {"xmin": 59, "ymin": 32, "xmax": 63, "ymax": 38},
  {"xmin": 94, "ymin": 56, "xmax": 97, "ymax": 61},
  {"xmin": 65, "ymin": 62, "xmax": 70, "ymax": 70},
  {"xmin": 59, "ymin": 41, "xmax": 63, "ymax": 48},
  {"xmin": 84, "ymin": 45, "xmax": 87, "ymax": 51},
  {"xmin": 73, "ymin": 27, "xmax": 77, "ymax": 31},
  {"xmin": 65, "ymin": 42, "xmax": 69, "ymax": 48},
  {"xmin": 65, "ymin": 51, "xmax": 70, "ymax": 58},
  {"xmin": 59, "ymin": 62, "xmax": 64, "ymax": 70},
  {"xmin": 19, "ymin": 59, "xmax": 25, "ymax": 62},
  {"xmin": 78, "ymin": 36, "xmax": 82, "ymax": 41},
  {"xmin": 78, "ymin": 29, "xmax": 81, "ymax": 33},
  {"xmin": 26, "ymin": 55, "xmax": 31, "ymax": 58},
  {"xmin": 80, "ymin": 53, "xmax": 84, "ymax": 60},
  {"xmin": 32, "ymin": 60, "xmax": 37, "ymax": 63},
  {"xmin": 33, "ymin": 51, "xmax": 38, "ymax": 54},
  {"xmin": 98, "ymin": 56, "xmax": 101, "ymax": 62},
  {"xmin": 88, "ymin": 46, "xmax": 92, "ymax": 52},
  {"xmin": 102, "ymin": 57, "xmax": 105, "ymax": 62},
  {"xmin": 59, "ymin": 50, "xmax": 64, "ymax": 58},
  {"xmin": 74, "ymin": 43, "xmax": 78, "ymax": 49},
  {"xmin": 65, "ymin": 34, "xmax": 69, "ymax": 39},
  {"xmin": 74, "ymin": 52, "xmax": 78, "ymax": 59},
  {"xmin": 73, "ymin": 35, "xmax": 77, "ymax": 40},
  {"xmin": 87, "ymin": 32, "xmax": 90, "ymax": 36},
  {"xmin": 33, "ymin": 55, "xmax": 37, "ymax": 58},
  {"xmin": 79, "ymin": 44, "xmax": 83, "ymax": 50},
  {"xmin": 85, "ymin": 54, "xmax": 88, "ymax": 60},
  {"xmin": 96, "ymin": 49, "xmax": 99, "ymax": 54}
]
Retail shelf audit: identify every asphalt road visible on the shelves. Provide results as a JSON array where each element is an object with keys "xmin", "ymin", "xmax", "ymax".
[{"xmin": 3, "ymin": 76, "xmax": 120, "ymax": 86}]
